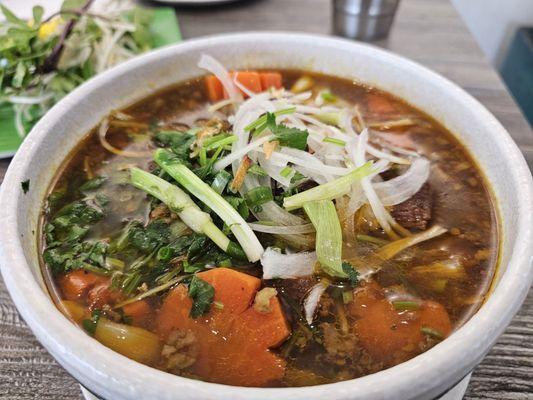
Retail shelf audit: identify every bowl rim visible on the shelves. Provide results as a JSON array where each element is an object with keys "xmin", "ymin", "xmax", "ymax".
[{"xmin": 1, "ymin": 32, "xmax": 532, "ymax": 400}]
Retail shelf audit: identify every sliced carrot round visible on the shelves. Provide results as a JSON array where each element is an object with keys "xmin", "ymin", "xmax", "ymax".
[
  {"xmin": 348, "ymin": 282, "xmax": 452, "ymax": 365},
  {"xmin": 155, "ymin": 267, "xmax": 290, "ymax": 386}
]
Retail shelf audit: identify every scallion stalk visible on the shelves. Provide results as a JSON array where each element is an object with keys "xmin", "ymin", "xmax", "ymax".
[
  {"xmin": 280, "ymin": 165, "xmax": 294, "ymax": 178},
  {"xmin": 245, "ymin": 186, "xmax": 273, "ymax": 207},
  {"xmin": 420, "ymin": 326, "xmax": 444, "ymax": 340},
  {"xmin": 303, "ymin": 200, "xmax": 346, "ymax": 278},
  {"xmin": 204, "ymin": 135, "xmax": 237, "ymax": 151},
  {"xmin": 130, "ymin": 167, "xmax": 245, "ymax": 260},
  {"xmin": 283, "ymin": 161, "xmax": 374, "ymax": 210},
  {"xmin": 323, "ymin": 137, "xmax": 346, "ymax": 147},
  {"xmin": 154, "ymin": 149, "xmax": 264, "ymax": 262},
  {"xmin": 392, "ymin": 300, "xmax": 420, "ymax": 311},
  {"xmin": 211, "ymin": 170, "xmax": 232, "ymax": 194},
  {"xmin": 245, "ymin": 107, "xmax": 297, "ymax": 132}
]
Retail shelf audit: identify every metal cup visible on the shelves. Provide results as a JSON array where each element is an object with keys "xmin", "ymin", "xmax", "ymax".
[{"xmin": 332, "ymin": 0, "xmax": 400, "ymax": 41}]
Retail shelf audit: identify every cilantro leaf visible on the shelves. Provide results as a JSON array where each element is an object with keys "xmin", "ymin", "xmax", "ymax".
[
  {"xmin": 342, "ymin": 261, "xmax": 360, "ymax": 287},
  {"xmin": 188, "ymin": 275, "xmax": 214, "ymax": 318},
  {"xmin": 82, "ymin": 309, "xmax": 102, "ymax": 336},
  {"xmin": 128, "ymin": 220, "xmax": 170, "ymax": 253},
  {"xmin": 155, "ymin": 130, "xmax": 195, "ymax": 166},
  {"xmin": 79, "ymin": 176, "xmax": 107, "ymax": 192},
  {"xmin": 272, "ymin": 124, "xmax": 309, "ymax": 150},
  {"xmin": 261, "ymin": 112, "xmax": 308, "ymax": 150}
]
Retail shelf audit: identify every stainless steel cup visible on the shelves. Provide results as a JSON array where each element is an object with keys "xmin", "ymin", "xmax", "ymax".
[{"xmin": 332, "ymin": 0, "xmax": 400, "ymax": 41}]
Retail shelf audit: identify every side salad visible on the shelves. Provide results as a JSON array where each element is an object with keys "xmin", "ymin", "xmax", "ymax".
[{"xmin": 0, "ymin": 0, "xmax": 180, "ymax": 155}]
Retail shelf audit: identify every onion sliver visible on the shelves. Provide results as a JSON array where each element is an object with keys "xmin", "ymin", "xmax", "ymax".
[
  {"xmin": 198, "ymin": 54, "xmax": 242, "ymax": 102},
  {"xmin": 249, "ymin": 222, "xmax": 315, "ymax": 235},
  {"xmin": 303, "ymin": 282, "xmax": 328, "ymax": 325},
  {"xmin": 98, "ymin": 118, "xmax": 150, "ymax": 158},
  {"xmin": 374, "ymin": 157, "xmax": 430, "ymax": 206},
  {"xmin": 261, "ymin": 247, "xmax": 317, "ymax": 279}
]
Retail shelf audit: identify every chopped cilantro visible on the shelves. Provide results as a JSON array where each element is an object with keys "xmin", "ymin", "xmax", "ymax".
[
  {"xmin": 82, "ymin": 309, "xmax": 102, "ymax": 336},
  {"xmin": 188, "ymin": 275, "xmax": 214, "ymax": 318},
  {"xmin": 342, "ymin": 261, "xmax": 360, "ymax": 287}
]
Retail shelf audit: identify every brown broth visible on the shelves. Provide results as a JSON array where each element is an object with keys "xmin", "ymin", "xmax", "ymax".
[{"xmin": 39, "ymin": 70, "xmax": 499, "ymax": 387}]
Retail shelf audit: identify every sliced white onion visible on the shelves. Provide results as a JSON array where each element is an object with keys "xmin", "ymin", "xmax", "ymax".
[
  {"xmin": 354, "ymin": 129, "xmax": 399, "ymax": 239},
  {"xmin": 279, "ymin": 147, "xmax": 347, "ymax": 177},
  {"xmin": 214, "ymin": 134, "xmax": 274, "ymax": 171},
  {"xmin": 198, "ymin": 54, "xmax": 242, "ymax": 102},
  {"xmin": 303, "ymin": 282, "xmax": 327, "ymax": 325},
  {"xmin": 258, "ymin": 155, "xmax": 292, "ymax": 187},
  {"xmin": 366, "ymin": 144, "xmax": 411, "ymax": 165},
  {"xmin": 261, "ymin": 247, "xmax": 317, "ymax": 279},
  {"xmin": 207, "ymin": 98, "xmax": 236, "ymax": 113},
  {"xmin": 374, "ymin": 157, "xmax": 430, "ymax": 206},
  {"xmin": 294, "ymin": 104, "xmax": 342, "ymax": 115},
  {"xmin": 249, "ymin": 222, "xmax": 315, "ymax": 234},
  {"xmin": 371, "ymin": 134, "xmax": 420, "ymax": 157}
]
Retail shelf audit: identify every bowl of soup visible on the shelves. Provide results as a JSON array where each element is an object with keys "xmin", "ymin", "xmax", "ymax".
[{"xmin": 0, "ymin": 32, "xmax": 532, "ymax": 400}]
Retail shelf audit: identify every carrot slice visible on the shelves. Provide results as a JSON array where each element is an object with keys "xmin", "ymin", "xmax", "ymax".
[
  {"xmin": 348, "ymin": 282, "xmax": 451, "ymax": 365},
  {"xmin": 87, "ymin": 281, "xmax": 121, "ymax": 309},
  {"xmin": 198, "ymin": 267, "xmax": 260, "ymax": 315},
  {"xmin": 58, "ymin": 270, "xmax": 107, "ymax": 301},
  {"xmin": 155, "ymin": 267, "xmax": 290, "ymax": 386},
  {"xmin": 205, "ymin": 75, "xmax": 224, "ymax": 102},
  {"xmin": 239, "ymin": 296, "xmax": 290, "ymax": 348},
  {"xmin": 122, "ymin": 300, "xmax": 152, "ymax": 328},
  {"xmin": 260, "ymin": 72, "xmax": 283, "ymax": 90},
  {"xmin": 205, "ymin": 71, "xmax": 268, "ymax": 103},
  {"xmin": 230, "ymin": 71, "xmax": 262, "ymax": 97}
]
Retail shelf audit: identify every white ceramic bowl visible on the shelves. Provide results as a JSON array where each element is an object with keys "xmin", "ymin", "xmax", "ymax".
[{"xmin": 1, "ymin": 33, "xmax": 532, "ymax": 400}]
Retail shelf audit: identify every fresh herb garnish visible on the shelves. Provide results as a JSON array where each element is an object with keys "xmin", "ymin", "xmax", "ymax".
[
  {"xmin": 260, "ymin": 112, "xmax": 309, "ymax": 150},
  {"xmin": 322, "ymin": 137, "xmax": 346, "ymax": 147},
  {"xmin": 245, "ymin": 186, "xmax": 273, "ymax": 208},
  {"xmin": 79, "ymin": 176, "xmax": 107, "ymax": 192},
  {"xmin": 187, "ymin": 275, "xmax": 214, "ymax": 318},
  {"xmin": 280, "ymin": 166, "xmax": 293, "ymax": 178},
  {"xmin": 155, "ymin": 130, "xmax": 196, "ymax": 166},
  {"xmin": 82, "ymin": 308, "xmax": 101, "ymax": 336},
  {"xmin": 248, "ymin": 164, "xmax": 268, "ymax": 177},
  {"xmin": 320, "ymin": 91, "xmax": 338, "ymax": 102},
  {"xmin": 211, "ymin": 170, "xmax": 232, "ymax": 194},
  {"xmin": 128, "ymin": 220, "xmax": 170, "ymax": 253},
  {"xmin": 342, "ymin": 261, "xmax": 359, "ymax": 287},
  {"xmin": 420, "ymin": 326, "xmax": 444, "ymax": 340},
  {"xmin": 392, "ymin": 301, "xmax": 420, "ymax": 311}
]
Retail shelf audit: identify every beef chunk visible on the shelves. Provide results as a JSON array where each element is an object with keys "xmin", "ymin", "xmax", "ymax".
[
  {"xmin": 391, "ymin": 183, "xmax": 432, "ymax": 230},
  {"xmin": 270, "ymin": 277, "xmax": 317, "ymax": 303}
]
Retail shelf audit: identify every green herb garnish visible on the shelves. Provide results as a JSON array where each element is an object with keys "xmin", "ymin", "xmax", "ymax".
[
  {"xmin": 392, "ymin": 301, "xmax": 420, "ymax": 311},
  {"xmin": 188, "ymin": 275, "xmax": 215, "ymax": 318},
  {"xmin": 342, "ymin": 262, "xmax": 359, "ymax": 287},
  {"xmin": 82, "ymin": 309, "xmax": 101, "ymax": 336},
  {"xmin": 420, "ymin": 326, "xmax": 444, "ymax": 340}
]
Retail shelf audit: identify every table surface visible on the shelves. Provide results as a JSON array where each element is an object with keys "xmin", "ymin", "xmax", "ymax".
[{"xmin": 1, "ymin": 0, "xmax": 532, "ymax": 399}]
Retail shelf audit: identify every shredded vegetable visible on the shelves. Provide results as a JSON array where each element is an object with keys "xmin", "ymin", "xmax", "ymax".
[
  {"xmin": 154, "ymin": 149, "xmax": 264, "ymax": 262},
  {"xmin": 303, "ymin": 200, "xmax": 346, "ymax": 278}
]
